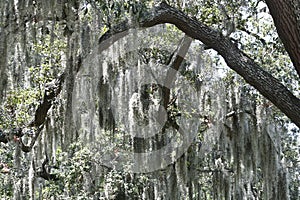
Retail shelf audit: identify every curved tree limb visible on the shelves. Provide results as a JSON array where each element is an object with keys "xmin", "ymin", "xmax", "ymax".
[{"xmin": 99, "ymin": 2, "xmax": 300, "ymax": 128}]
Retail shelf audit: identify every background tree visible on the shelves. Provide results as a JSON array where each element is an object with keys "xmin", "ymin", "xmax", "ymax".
[{"xmin": 0, "ymin": 0, "xmax": 299, "ymax": 199}]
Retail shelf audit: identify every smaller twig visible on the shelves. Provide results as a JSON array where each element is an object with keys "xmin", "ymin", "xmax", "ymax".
[
  {"xmin": 225, "ymin": 111, "xmax": 236, "ymax": 118},
  {"xmin": 36, "ymin": 155, "xmax": 59, "ymax": 181},
  {"xmin": 238, "ymin": 27, "xmax": 267, "ymax": 45}
]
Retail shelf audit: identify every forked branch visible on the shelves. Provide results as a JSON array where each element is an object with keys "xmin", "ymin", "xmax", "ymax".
[{"xmin": 99, "ymin": 2, "xmax": 300, "ymax": 128}]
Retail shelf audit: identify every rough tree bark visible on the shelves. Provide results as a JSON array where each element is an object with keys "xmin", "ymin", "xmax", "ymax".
[
  {"xmin": 99, "ymin": 2, "xmax": 300, "ymax": 128},
  {"xmin": 265, "ymin": 0, "xmax": 300, "ymax": 77}
]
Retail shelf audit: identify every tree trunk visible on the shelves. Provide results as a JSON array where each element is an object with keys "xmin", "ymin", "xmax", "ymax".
[{"xmin": 265, "ymin": 0, "xmax": 300, "ymax": 77}]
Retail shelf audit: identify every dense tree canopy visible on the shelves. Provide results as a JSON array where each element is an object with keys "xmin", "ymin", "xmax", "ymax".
[{"xmin": 0, "ymin": 0, "xmax": 299, "ymax": 199}]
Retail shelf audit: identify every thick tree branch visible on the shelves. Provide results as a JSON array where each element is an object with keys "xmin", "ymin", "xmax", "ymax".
[
  {"xmin": 29, "ymin": 73, "xmax": 65, "ymax": 127},
  {"xmin": 162, "ymin": 35, "xmax": 192, "ymax": 109},
  {"xmin": 99, "ymin": 2, "xmax": 300, "ymax": 128},
  {"xmin": 133, "ymin": 35, "xmax": 191, "ymax": 153}
]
